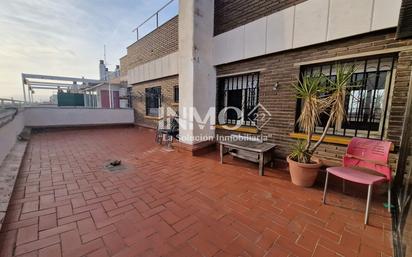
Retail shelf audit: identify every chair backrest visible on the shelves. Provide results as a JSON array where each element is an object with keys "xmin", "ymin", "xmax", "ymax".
[
  {"xmin": 343, "ymin": 137, "xmax": 393, "ymax": 180},
  {"xmin": 170, "ymin": 117, "xmax": 179, "ymax": 132}
]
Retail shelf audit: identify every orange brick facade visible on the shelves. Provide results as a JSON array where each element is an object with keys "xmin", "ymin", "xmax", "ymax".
[
  {"xmin": 131, "ymin": 76, "xmax": 179, "ymax": 128},
  {"xmin": 214, "ymin": 0, "xmax": 306, "ymax": 35},
  {"xmin": 215, "ymin": 29, "xmax": 412, "ymax": 165},
  {"xmin": 121, "ymin": 16, "xmax": 179, "ymax": 128},
  {"xmin": 120, "ymin": 4, "xmax": 412, "ymax": 170},
  {"xmin": 120, "ymin": 16, "xmax": 178, "ymax": 78}
]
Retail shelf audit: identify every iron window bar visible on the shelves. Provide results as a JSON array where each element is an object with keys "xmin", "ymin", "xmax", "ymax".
[
  {"xmin": 296, "ymin": 55, "xmax": 396, "ymax": 140},
  {"xmin": 173, "ymin": 85, "xmax": 179, "ymax": 103},
  {"xmin": 145, "ymin": 87, "xmax": 162, "ymax": 116},
  {"xmin": 217, "ymin": 72, "xmax": 260, "ymax": 127}
]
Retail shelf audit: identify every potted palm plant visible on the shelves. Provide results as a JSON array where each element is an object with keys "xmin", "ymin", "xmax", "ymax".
[{"xmin": 287, "ymin": 65, "xmax": 357, "ymax": 187}]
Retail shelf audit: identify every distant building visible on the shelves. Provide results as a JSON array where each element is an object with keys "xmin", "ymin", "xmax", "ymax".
[{"xmin": 99, "ymin": 60, "xmax": 120, "ymax": 81}]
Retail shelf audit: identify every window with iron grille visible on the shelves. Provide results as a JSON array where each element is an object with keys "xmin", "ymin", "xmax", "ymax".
[
  {"xmin": 217, "ymin": 72, "xmax": 259, "ymax": 127},
  {"xmin": 127, "ymin": 87, "xmax": 132, "ymax": 108},
  {"xmin": 173, "ymin": 85, "xmax": 179, "ymax": 103},
  {"xmin": 145, "ymin": 87, "xmax": 161, "ymax": 116},
  {"xmin": 296, "ymin": 56, "xmax": 396, "ymax": 139}
]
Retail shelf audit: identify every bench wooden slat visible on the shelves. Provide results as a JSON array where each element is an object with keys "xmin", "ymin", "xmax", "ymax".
[{"xmin": 219, "ymin": 140, "xmax": 277, "ymax": 176}]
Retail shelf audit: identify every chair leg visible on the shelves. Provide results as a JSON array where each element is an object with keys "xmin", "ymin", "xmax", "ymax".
[
  {"xmin": 322, "ymin": 171, "xmax": 329, "ymax": 204},
  {"xmin": 388, "ymin": 182, "xmax": 391, "ymax": 213},
  {"xmin": 365, "ymin": 184, "xmax": 373, "ymax": 225},
  {"xmin": 167, "ymin": 135, "xmax": 172, "ymax": 148},
  {"xmin": 342, "ymin": 180, "xmax": 346, "ymax": 193}
]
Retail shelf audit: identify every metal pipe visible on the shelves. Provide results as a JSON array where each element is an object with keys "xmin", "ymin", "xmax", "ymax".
[
  {"xmin": 22, "ymin": 73, "xmax": 104, "ymax": 84},
  {"xmin": 109, "ymin": 83, "xmax": 112, "ymax": 108},
  {"xmin": 28, "ymin": 82, "xmax": 73, "ymax": 87},
  {"xmin": 29, "ymin": 86, "xmax": 70, "ymax": 90},
  {"xmin": 322, "ymin": 171, "xmax": 329, "ymax": 204},
  {"xmin": 131, "ymin": 0, "xmax": 175, "ymax": 36},
  {"xmin": 28, "ymin": 88, "xmax": 32, "ymax": 103},
  {"xmin": 365, "ymin": 184, "xmax": 373, "ymax": 224},
  {"xmin": 21, "ymin": 74, "xmax": 27, "ymax": 103}
]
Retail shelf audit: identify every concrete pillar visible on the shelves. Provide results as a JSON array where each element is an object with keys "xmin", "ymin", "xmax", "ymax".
[{"xmin": 178, "ymin": 0, "xmax": 216, "ymax": 145}]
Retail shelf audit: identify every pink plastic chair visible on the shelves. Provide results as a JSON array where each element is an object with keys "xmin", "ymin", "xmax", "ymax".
[{"xmin": 322, "ymin": 137, "xmax": 393, "ymax": 224}]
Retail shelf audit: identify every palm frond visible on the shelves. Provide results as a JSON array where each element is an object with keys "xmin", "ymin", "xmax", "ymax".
[
  {"xmin": 290, "ymin": 140, "xmax": 311, "ymax": 163},
  {"xmin": 325, "ymin": 64, "xmax": 358, "ymax": 128},
  {"xmin": 293, "ymin": 75, "xmax": 327, "ymax": 134}
]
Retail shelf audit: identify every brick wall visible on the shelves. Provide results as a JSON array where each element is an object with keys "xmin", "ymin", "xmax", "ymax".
[
  {"xmin": 131, "ymin": 76, "xmax": 178, "ymax": 128},
  {"xmin": 214, "ymin": 0, "xmax": 306, "ymax": 35},
  {"xmin": 120, "ymin": 16, "xmax": 178, "ymax": 76},
  {"xmin": 216, "ymin": 29, "xmax": 412, "ymax": 164},
  {"xmin": 120, "ymin": 55, "xmax": 128, "ymax": 77}
]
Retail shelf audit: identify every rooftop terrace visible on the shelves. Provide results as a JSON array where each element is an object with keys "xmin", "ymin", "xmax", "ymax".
[{"xmin": 0, "ymin": 127, "xmax": 392, "ymax": 257}]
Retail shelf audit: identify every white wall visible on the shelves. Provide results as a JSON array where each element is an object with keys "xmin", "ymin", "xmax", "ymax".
[
  {"xmin": 178, "ymin": 0, "xmax": 216, "ymax": 145},
  {"xmin": 213, "ymin": 0, "xmax": 402, "ymax": 65},
  {"xmin": 24, "ymin": 107, "xmax": 134, "ymax": 127},
  {"xmin": 127, "ymin": 52, "xmax": 178, "ymax": 85},
  {"xmin": 0, "ymin": 110, "xmax": 25, "ymax": 165},
  {"xmin": 95, "ymin": 84, "xmax": 122, "ymax": 108}
]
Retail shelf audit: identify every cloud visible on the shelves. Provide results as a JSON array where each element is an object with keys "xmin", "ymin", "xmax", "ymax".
[{"xmin": 0, "ymin": 0, "xmax": 174, "ymax": 101}]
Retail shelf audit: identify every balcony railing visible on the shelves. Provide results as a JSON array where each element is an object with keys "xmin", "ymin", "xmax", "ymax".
[
  {"xmin": 132, "ymin": 0, "xmax": 178, "ymax": 40},
  {"xmin": 0, "ymin": 98, "xmax": 24, "ymax": 109}
]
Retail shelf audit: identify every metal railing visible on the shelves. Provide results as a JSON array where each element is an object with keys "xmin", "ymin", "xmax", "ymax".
[
  {"xmin": 0, "ymin": 98, "xmax": 25, "ymax": 109},
  {"xmin": 132, "ymin": 0, "xmax": 177, "ymax": 40},
  {"xmin": 0, "ymin": 98, "xmax": 24, "ymax": 128}
]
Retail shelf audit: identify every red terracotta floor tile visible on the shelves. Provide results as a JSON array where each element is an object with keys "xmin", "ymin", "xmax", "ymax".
[{"xmin": 0, "ymin": 127, "xmax": 393, "ymax": 257}]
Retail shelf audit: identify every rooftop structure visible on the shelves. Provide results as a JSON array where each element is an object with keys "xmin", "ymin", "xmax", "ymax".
[
  {"xmin": 119, "ymin": 0, "xmax": 412, "ymax": 256},
  {"xmin": 0, "ymin": 0, "xmax": 412, "ymax": 257}
]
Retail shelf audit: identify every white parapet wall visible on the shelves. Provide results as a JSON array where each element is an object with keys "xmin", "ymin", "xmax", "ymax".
[
  {"xmin": 0, "ymin": 110, "xmax": 25, "ymax": 165},
  {"xmin": 24, "ymin": 107, "xmax": 134, "ymax": 127},
  {"xmin": 127, "ymin": 52, "xmax": 178, "ymax": 85}
]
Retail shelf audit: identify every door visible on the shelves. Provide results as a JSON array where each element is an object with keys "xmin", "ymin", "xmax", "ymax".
[
  {"xmin": 113, "ymin": 91, "xmax": 120, "ymax": 108},
  {"xmin": 101, "ymin": 90, "xmax": 110, "ymax": 108}
]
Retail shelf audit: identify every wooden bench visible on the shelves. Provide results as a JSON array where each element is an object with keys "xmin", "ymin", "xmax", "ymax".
[{"xmin": 219, "ymin": 140, "xmax": 277, "ymax": 176}]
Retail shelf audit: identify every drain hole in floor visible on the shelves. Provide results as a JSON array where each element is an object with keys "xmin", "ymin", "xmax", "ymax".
[{"xmin": 104, "ymin": 160, "xmax": 125, "ymax": 172}]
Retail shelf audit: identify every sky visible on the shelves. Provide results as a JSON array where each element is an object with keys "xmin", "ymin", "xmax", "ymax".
[{"xmin": 0, "ymin": 0, "xmax": 178, "ymax": 101}]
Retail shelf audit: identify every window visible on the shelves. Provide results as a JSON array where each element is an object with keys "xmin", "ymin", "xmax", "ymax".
[
  {"xmin": 173, "ymin": 85, "xmax": 179, "ymax": 103},
  {"xmin": 127, "ymin": 87, "xmax": 132, "ymax": 108},
  {"xmin": 296, "ymin": 56, "xmax": 396, "ymax": 139},
  {"xmin": 145, "ymin": 87, "xmax": 161, "ymax": 116},
  {"xmin": 217, "ymin": 72, "xmax": 259, "ymax": 126}
]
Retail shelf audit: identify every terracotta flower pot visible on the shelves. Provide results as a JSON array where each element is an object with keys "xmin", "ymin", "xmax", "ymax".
[{"xmin": 287, "ymin": 156, "xmax": 322, "ymax": 187}]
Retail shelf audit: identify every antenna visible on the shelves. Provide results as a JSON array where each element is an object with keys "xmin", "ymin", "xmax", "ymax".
[
  {"xmin": 103, "ymin": 44, "xmax": 113, "ymax": 108},
  {"xmin": 104, "ymin": 44, "xmax": 107, "ymax": 64}
]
